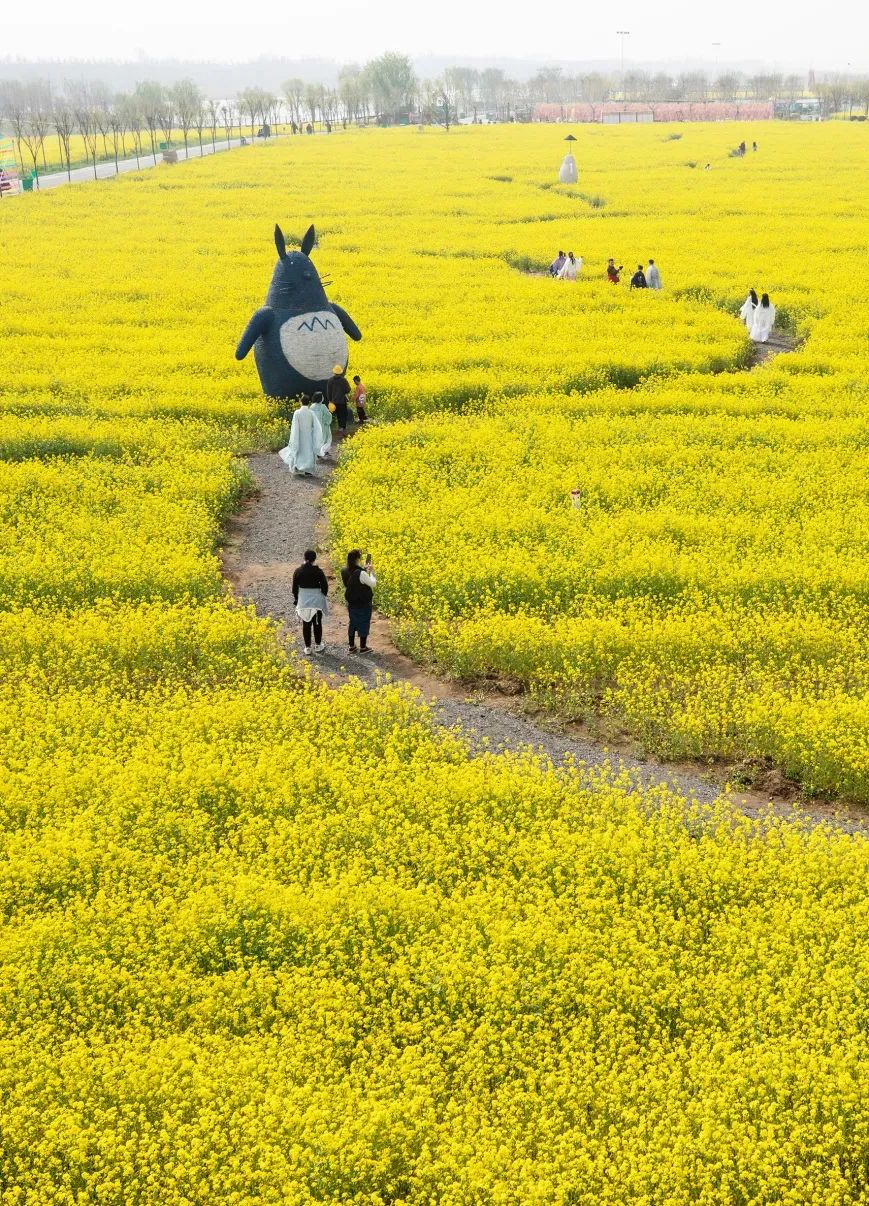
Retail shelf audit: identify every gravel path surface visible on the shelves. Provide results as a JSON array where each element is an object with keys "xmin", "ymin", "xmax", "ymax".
[{"xmin": 221, "ymin": 436, "xmax": 867, "ymax": 833}]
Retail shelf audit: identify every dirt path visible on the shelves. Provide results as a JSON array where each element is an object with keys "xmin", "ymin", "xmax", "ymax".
[
  {"xmin": 221, "ymin": 437, "xmax": 866, "ymax": 834},
  {"xmin": 750, "ymin": 330, "xmax": 795, "ymax": 365}
]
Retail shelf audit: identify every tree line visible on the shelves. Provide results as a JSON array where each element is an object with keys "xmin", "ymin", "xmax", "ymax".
[{"xmin": 2, "ymin": 54, "xmax": 868, "ymax": 181}]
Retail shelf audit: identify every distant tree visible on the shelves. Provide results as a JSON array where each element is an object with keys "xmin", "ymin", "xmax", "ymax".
[
  {"xmin": 89, "ymin": 83, "xmax": 113, "ymax": 161},
  {"xmin": 783, "ymin": 73, "xmax": 804, "ymax": 100},
  {"xmin": 715, "ymin": 73, "xmax": 740, "ymax": 101},
  {"xmin": 364, "ymin": 52, "xmax": 416, "ymax": 124},
  {"xmin": 530, "ymin": 66, "xmax": 565, "ymax": 104},
  {"xmin": 205, "ymin": 97, "xmax": 221, "ymax": 151},
  {"xmin": 820, "ymin": 75, "xmax": 847, "ymax": 117},
  {"xmin": 53, "ymin": 92, "xmax": 76, "ymax": 179},
  {"xmin": 159, "ymin": 92, "xmax": 175, "ymax": 145},
  {"xmin": 192, "ymin": 94, "xmax": 207, "ymax": 155},
  {"xmin": 337, "ymin": 66, "xmax": 363, "ymax": 123},
  {"xmin": 107, "ymin": 93, "xmax": 128, "ymax": 171},
  {"xmin": 134, "ymin": 81, "xmax": 166, "ymax": 163},
  {"xmin": 283, "ymin": 77, "xmax": 305, "ymax": 127},
  {"xmin": 67, "ymin": 82, "xmax": 101, "ymax": 178},
  {"xmin": 119, "ymin": 92, "xmax": 145, "ymax": 168},
  {"xmin": 431, "ymin": 75, "xmax": 458, "ymax": 129},
  {"xmin": 20, "ymin": 81, "xmax": 54, "ymax": 180},
  {"xmin": 220, "ymin": 99, "xmax": 236, "ymax": 143},
  {"xmin": 676, "ymin": 72, "xmax": 708, "ymax": 102},
  {"xmin": 444, "ymin": 66, "xmax": 479, "ymax": 120},
  {"xmin": 238, "ymin": 87, "xmax": 265, "ymax": 137},
  {"xmin": 171, "ymin": 79, "xmax": 203, "ymax": 156},
  {"xmin": 0, "ymin": 81, "xmax": 27, "ymax": 169}
]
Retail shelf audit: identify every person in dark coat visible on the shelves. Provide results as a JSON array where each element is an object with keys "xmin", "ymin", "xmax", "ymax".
[
  {"xmin": 629, "ymin": 265, "xmax": 648, "ymax": 290},
  {"xmin": 326, "ymin": 366, "xmax": 352, "ymax": 431},
  {"xmin": 341, "ymin": 549, "xmax": 376, "ymax": 653}
]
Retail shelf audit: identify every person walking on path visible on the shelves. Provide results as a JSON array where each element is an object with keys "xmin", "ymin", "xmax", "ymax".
[
  {"xmin": 278, "ymin": 396, "xmax": 319, "ymax": 476},
  {"xmin": 629, "ymin": 265, "xmax": 648, "ymax": 290},
  {"xmin": 557, "ymin": 251, "xmax": 580, "ymax": 280},
  {"xmin": 646, "ymin": 259, "xmax": 662, "ymax": 290},
  {"xmin": 352, "ymin": 375, "xmax": 368, "ymax": 423},
  {"xmin": 341, "ymin": 549, "xmax": 376, "ymax": 654},
  {"xmin": 549, "ymin": 250, "xmax": 566, "ymax": 277},
  {"xmin": 750, "ymin": 293, "xmax": 776, "ymax": 344},
  {"xmin": 292, "ymin": 549, "xmax": 329, "ymax": 655},
  {"xmin": 606, "ymin": 258, "xmax": 623, "ymax": 284},
  {"xmin": 309, "ymin": 391, "xmax": 334, "ymax": 458},
  {"xmin": 326, "ymin": 365, "xmax": 352, "ymax": 432},
  {"xmin": 739, "ymin": 289, "xmax": 759, "ymax": 329}
]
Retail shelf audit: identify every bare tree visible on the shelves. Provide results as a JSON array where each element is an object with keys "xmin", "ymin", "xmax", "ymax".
[
  {"xmin": 89, "ymin": 83, "xmax": 113, "ymax": 162},
  {"xmin": 53, "ymin": 93, "xmax": 76, "ymax": 180},
  {"xmin": 430, "ymin": 75, "xmax": 458, "ymax": 129},
  {"xmin": 283, "ymin": 77, "xmax": 305, "ymax": 127},
  {"xmin": 134, "ymin": 81, "xmax": 166, "ymax": 163},
  {"xmin": 238, "ymin": 87, "xmax": 261, "ymax": 137},
  {"xmin": 19, "ymin": 81, "xmax": 54, "ymax": 182},
  {"xmin": 67, "ymin": 82, "xmax": 101, "ymax": 179},
  {"xmin": 0, "ymin": 81, "xmax": 30, "ymax": 175},
  {"xmin": 820, "ymin": 75, "xmax": 847, "ymax": 117},
  {"xmin": 171, "ymin": 79, "xmax": 202, "ymax": 156},
  {"xmin": 192, "ymin": 94, "xmax": 207, "ymax": 155},
  {"xmin": 220, "ymin": 99, "xmax": 236, "ymax": 143},
  {"xmin": 107, "ymin": 93, "xmax": 128, "ymax": 172},
  {"xmin": 205, "ymin": 97, "xmax": 221, "ymax": 151},
  {"xmin": 120, "ymin": 92, "xmax": 145, "ymax": 168}
]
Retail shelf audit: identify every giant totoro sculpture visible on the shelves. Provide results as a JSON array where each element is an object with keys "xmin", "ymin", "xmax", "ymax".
[{"xmin": 235, "ymin": 223, "xmax": 362, "ymax": 399}]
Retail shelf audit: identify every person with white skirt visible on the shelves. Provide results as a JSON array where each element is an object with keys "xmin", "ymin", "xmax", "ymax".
[
  {"xmin": 739, "ymin": 289, "xmax": 758, "ymax": 329},
  {"xmin": 750, "ymin": 293, "xmax": 776, "ymax": 343},
  {"xmin": 557, "ymin": 252, "xmax": 581, "ymax": 280}
]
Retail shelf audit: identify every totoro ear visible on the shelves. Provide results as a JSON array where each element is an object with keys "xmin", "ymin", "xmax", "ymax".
[
  {"xmin": 301, "ymin": 224, "xmax": 316, "ymax": 257},
  {"xmin": 274, "ymin": 224, "xmax": 287, "ymax": 260}
]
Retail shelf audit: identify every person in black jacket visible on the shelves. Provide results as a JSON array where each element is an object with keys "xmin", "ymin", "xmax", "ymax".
[
  {"xmin": 326, "ymin": 366, "xmax": 352, "ymax": 431},
  {"xmin": 629, "ymin": 265, "xmax": 648, "ymax": 290},
  {"xmin": 292, "ymin": 549, "xmax": 329, "ymax": 654},
  {"xmin": 340, "ymin": 549, "xmax": 376, "ymax": 653}
]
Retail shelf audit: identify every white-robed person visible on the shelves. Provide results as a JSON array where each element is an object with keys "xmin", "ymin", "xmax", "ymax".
[
  {"xmin": 750, "ymin": 292, "xmax": 776, "ymax": 344},
  {"xmin": 309, "ymin": 391, "xmax": 334, "ymax": 459},
  {"xmin": 557, "ymin": 251, "xmax": 581, "ymax": 281},
  {"xmin": 646, "ymin": 259, "xmax": 662, "ymax": 290},
  {"xmin": 279, "ymin": 395, "xmax": 319, "ymax": 476},
  {"xmin": 739, "ymin": 289, "xmax": 758, "ymax": 329}
]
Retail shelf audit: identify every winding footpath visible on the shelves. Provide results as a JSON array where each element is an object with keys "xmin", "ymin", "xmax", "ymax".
[{"xmin": 221, "ymin": 415, "xmax": 866, "ymax": 834}]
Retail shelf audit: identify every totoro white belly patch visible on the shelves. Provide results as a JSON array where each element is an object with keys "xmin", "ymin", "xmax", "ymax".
[{"xmin": 279, "ymin": 311, "xmax": 348, "ymax": 381}]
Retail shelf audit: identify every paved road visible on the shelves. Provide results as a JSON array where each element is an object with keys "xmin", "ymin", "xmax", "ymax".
[{"xmin": 21, "ymin": 137, "xmax": 253, "ymax": 192}]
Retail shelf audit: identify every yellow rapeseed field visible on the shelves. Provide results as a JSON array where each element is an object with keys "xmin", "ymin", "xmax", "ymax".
[{"xmin": 1, "ymin": 123, "xmax": 868, "ymax": 1202}]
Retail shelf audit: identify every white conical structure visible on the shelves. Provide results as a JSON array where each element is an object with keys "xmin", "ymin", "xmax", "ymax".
[{"xmin": 559, "ymin": 153, "xmax": 578, "ymax": 184}]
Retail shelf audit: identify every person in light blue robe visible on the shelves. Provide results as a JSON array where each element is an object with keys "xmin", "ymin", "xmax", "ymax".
[{"xmin": 278, "ymin": 397, "xmax": 319, "ymax": 476}]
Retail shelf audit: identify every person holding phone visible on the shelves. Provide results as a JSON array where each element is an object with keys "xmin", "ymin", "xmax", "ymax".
[{"xmin": 341, "ymin": 549, "xmax": 376, "ymax": 654}]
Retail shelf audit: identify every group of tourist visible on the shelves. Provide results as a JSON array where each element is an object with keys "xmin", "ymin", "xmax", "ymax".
[
  {"xmin": 279, "ymin": 367, "xmax": 376, "ymax": 655},
  {"xmin": 278, "ymin": 366, "xmax": 368, "ymax": 477},
  {"xmin": 549, "ymin": 252, "xmax": 663, "ymax": 290},
  {"xmin": 739, "ymin": 289, "xmax": 777, "ymax": 343},
  {"xmin": 291, "ymin": 548, "xmax": 376, "ymax": 657}
]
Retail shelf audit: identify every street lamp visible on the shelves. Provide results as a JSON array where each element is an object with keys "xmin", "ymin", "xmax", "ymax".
[{"xmin": 616, "ymin": 31, "xmax": 630, "ymax": 101}]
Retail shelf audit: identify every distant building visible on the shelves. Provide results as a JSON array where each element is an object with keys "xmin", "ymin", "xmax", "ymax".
[{"xmin": 774, "ymin": 98, "xmax": 822, "ymax": 121}]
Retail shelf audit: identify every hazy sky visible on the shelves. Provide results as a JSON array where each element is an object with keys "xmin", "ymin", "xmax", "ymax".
[{"xmin": 5, "ymin": 0, "xmax": 866, "ymax": 69}]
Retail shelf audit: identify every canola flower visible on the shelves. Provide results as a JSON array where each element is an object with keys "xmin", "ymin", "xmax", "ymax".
[{"xmin": 0, "ymin": 123, "xmax": 868, "ymax": 1201}]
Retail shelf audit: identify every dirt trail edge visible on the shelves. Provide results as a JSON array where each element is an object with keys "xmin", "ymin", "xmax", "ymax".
[{"xmin": 221, "ymin": 441, "xmax": 866, "ymax": 834}]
